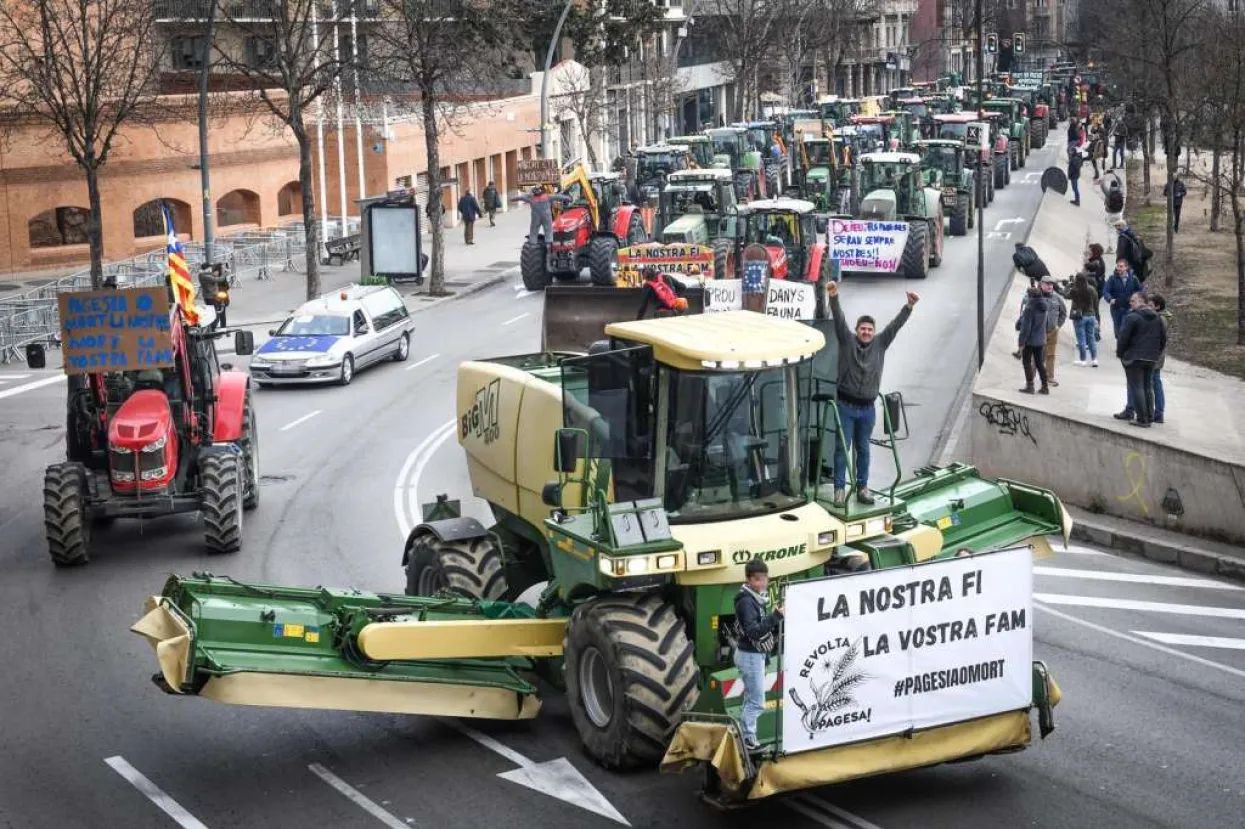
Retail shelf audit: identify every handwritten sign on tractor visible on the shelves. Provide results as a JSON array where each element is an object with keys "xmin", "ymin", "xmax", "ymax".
[
  {"xmin": 705, "ymin": 279, "xmax": 819, "ymax": 320},
  {"xmin": 516, "ymin": 159, "xmax": 560, "ymax": 188},
  {"xmin": 830, "ymin": 219, "xmax": 909, "ymax": 273},
  {"xmin": 58, "ymin": 287, "xmax": 174, "ymax": 375},
  {"xmin": 616, "ymin": 243, "xmax": 715, "ymax": 285}
]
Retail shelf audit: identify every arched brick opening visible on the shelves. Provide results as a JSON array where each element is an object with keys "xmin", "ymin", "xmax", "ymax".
[
  {"xmin": 277, "ymin": 181, "xmax": 303, "ymax": 217},
  {"xmin": 133, "ymin": 198, "xmax": 193, "ymax": 239},
  {"xmin": 28, "ymin": 206, "xmax": 90, "ymax": 248},
  {"xmin": 216, "ymin": 189, "xmax": 261, "ymax": 228}
]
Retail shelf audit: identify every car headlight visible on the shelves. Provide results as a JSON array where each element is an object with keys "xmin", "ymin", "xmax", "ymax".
[
  {"xmin": 306, "ymin": 354, "xmax": 338, "ymax": 367},
  {"xmin": 141, "ymin": 436, "xmax": 166, "ymax": 453},
  {"xmin": 250, "ymin": 356, "xmax": 270, "ymax": 366}
]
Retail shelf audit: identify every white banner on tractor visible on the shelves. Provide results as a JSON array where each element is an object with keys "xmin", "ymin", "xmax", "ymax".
[
  {"xmin": 830, "ymin": 220, "xmax": 909, "ymax": 272},
  {"xmin": 704, "ymin": 280, "xmax": 818, "ymax": 319},
  {"xmin": 780, "ymin": 547, "xmax": 1034, "ymax": 754}
]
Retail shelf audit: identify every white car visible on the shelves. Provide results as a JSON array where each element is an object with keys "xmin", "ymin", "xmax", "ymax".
[{"xmin": 248, "ymin": 284, "xmax": 413, "ymax": 386}]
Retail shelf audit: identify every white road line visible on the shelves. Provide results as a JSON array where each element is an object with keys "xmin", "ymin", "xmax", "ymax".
[
  {"xmin": 1033, "ymin": 566, "xmax": 1242, "ymax": 590},
  {"xmin": 278, "ymin": 410, "xmax": 322, "ymax": 432},
  {"xmin": 787, "ymin": 799, "xmax": 855, "ymax": 829},
  {"xmin": 0, "ymin": 373, "xmax": 31, "ymax": 383},
  {"xmin": 1036, "ymin": 604, "xmax": 1245, "ymax": 679},
  {"xmin": 405, "ymin": 423, "xmax": 456, "ymax": 535},
  {"xmin": 0, "ymin": 374, "xmax": 64, "ymax": 400},
  {"xmin": 308, "ymin": 764, "xmax": 412, "ymax": 829},
  {"xmin": 105, "ymin": 756, "xmax": 211, "ymax": 829},
  {"xmin": 518, "ymin": 290, "xmax": 540, "ymax": 299},
  {"xmin": 392, "ymin": 419, "xmax": 456, "ymax": 539},
  {"xmin": 1133, "ymin": 632, "xmax": 1245, "ymax": 651},
  {"xmin": 790, "ymin": 794, "xmax": 885, "ymax": 829},
  {"xmin": 501, "ymin": 313, "xmax": 529, "ymax": 326},
  {"xmin": 1054, "ymin": 544, "xmax": 1107, "ymax": 556},
  {"xmin": 404, "ymin": 353, "xmax": 440, "ymax": 372},
  {"xmin": 1034, "ymin": 593, "xmax": 1245, "ymax": 620},
  {"xmin": 442, "ymin": 719, "xmax": 533, "ymax": 768}
]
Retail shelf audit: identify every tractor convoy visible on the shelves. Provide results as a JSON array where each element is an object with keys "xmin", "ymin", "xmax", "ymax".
[{"xmin": 16, "ymin": 65, "xmax": 1077, "ymax": 815}]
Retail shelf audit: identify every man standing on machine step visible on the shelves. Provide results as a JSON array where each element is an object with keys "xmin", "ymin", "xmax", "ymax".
[{"xmin": 826, "ymin": 281, "xmax": 919, "ymax": 506}]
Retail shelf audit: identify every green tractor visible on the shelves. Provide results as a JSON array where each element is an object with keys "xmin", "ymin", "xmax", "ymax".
[
  {"xmin": 133, "ymin": 308, "xmax": 1069, "ymax": 805},
  {"xmin": 654, "ymin": 167, "xmax": 739, "ymax": 276},
  {"xmin": 705, "ymin": 126, "xmax": 766, "ymax": 201},
  {"xmin": 736, "ymin": 120, "xmax": 792, "ymax": 195},
  {"xmin": 1011, "ymin": 86, "xmax": 1049, "ymax": 149},
  {"xmin": 981, "ymin": 98, "xmax": 1030, "ymax": 169},
  {"xmin": 915, "ymin": 139, "xmax": 977, "ymax": 236},
  {"xmin": 630, "ymin": 144, "xmax": 695, "ymax": 204},
  {"xmin": 817, "ymin": 96, "xmax": 862, "ymax": 127},
  {"xmin": 933, "ymin": 113, "xmax": 997, "ymax": 205}
]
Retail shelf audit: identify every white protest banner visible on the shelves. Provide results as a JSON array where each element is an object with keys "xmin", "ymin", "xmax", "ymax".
[
  {"xmin": 830, "ymin": 220, "xmax": 909, "ymax": 272},
  {"xmin": 780, "ymin": 546, "xmax": 1034, "ymax": 754},
  {"xmin": 704, "ymin": 279, "xmax": 742, "ymax": 312},
  {"xmin": 764, "ymin": 281, "xmax": 817, "ymax": 320}
]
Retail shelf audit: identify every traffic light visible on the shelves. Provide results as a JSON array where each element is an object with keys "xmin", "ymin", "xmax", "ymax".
[
  {"xmin": 986, "ymin": 33, "xmax": 998, "ymax": 54},
  {"xmin": 1014, "ymin": 33, "xmax": 1026, "ymax": 54}
]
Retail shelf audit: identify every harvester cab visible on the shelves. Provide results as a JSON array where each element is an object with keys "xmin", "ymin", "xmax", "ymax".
[
  {"xmin": 632, "ymin": 144, "xmax": 694, "ymax": 205},
  {"xmin": 914, "ymin": 138, "xmax": 976, "ymax": 236},
  {"xmin": 706, "ymin": 127, "xmax": 764, "ymax": 201},
  {"xmin": 981, "ymin": 99, "xmax": 1029, "ymax": 169},
  {"xmin": 668, "ymin": 134, "xmax": 715, "ymax": 170},
  {"xmin": 40, "ymin": 285, "xmax": 259, "ymax": 566},
  {"xmin": 520, "ymin": 163, "xmax": 651, "ymax": 290}
]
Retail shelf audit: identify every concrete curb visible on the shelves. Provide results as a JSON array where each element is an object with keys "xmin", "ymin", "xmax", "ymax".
[{"xmin": 1067, "ymin": 507, "xmax": 1245, "ymax": 585}]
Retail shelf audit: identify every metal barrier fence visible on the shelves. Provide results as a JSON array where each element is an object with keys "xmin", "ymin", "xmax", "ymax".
[{"xmin": 0, "ymin": 218, "xmax": 359, "ymax": 365}]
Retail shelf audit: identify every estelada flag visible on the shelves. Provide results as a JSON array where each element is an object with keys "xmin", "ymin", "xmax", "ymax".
[{"xmin": 161, "ymin": 203, "xmax": 200, "ymax": 325}]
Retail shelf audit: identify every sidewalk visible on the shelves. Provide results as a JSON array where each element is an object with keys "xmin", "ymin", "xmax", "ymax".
[{"xmin": 963, "ymin": 133, "xmax": 1245, "ymax": 565}]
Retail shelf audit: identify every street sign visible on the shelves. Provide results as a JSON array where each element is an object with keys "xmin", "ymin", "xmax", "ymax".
[{"xmin": 516, "ymin": 159, "xmax": 560, "ymax": 188}]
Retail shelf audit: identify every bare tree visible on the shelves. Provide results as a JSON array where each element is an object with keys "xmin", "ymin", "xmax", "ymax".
[
  {"xmin": 372, "ymin": 0, "xmax": 525, "ymax": 296},
  {"xmin": 0, "ymin": 0, "xmax": 165, "ymax": 287},
  {"xmin": 211, "ymin": 0, "xmax": 358, "ymax": 300},
  {"xmin": 556, "ymin": 63, "xmax": 610, "ymax": 169},
  {"xmin": 706, "ymin": 0, "xmax": 787, "ymax": 120},
  {"xmin": 640, "ymin": 38, "xmax": 687, "ymax": 142}
]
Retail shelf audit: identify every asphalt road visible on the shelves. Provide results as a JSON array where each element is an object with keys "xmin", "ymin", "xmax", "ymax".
[{"xmin": 2, "ymin": 134, "xmax": 1243, "ymax": 829}]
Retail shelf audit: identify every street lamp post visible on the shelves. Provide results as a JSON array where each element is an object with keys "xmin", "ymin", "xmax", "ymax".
[
  {"xmin": 975, "ymin": 0, "xmax": 985, "ymax": 370},
  {"xmin": 540, "ymin": 0, "xmax": 576, "ymax": 161},
  {"xmin": 197, "ymin": 0, "xmax": 218, "ymax": 264}
]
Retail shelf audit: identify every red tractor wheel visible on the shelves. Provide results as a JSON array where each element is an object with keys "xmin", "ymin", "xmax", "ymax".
[{"xmin": 43, "ymin": 462, "xmax": 91, "ymax": 567}]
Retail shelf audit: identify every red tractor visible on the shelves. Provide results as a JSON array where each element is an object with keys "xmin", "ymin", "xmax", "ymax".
[
  {"xmin": 32, "ymin": 289, "xmax": 259, "ymax": 565},
  {"xmin": 729, "ymin": 198, "xmax": 834, "ymax": 285},
  {"xmin": 520, "ymin": 164, "xmax": 650, "ymax": 290}
]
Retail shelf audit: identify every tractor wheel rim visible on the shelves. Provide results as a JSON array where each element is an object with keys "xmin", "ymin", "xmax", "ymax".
[{"xmin": 580, "ymin": 645, "xmax": 615, "ymax": 729}]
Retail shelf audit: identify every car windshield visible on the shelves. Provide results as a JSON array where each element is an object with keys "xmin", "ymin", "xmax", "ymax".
[
  {"xmin": 663, "ymin": 367, "xmax": 804, "ymax": 523},
  {"xmin": 664, "ymin": 187, "xmax": 718, "ymax": 215},
  {"xmin": 275, "ymin": 314, "xmax": 349, "ymax": 336}
]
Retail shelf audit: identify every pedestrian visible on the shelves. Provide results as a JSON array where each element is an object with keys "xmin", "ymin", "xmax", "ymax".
[
  {"xmin": 1017, "ymin": 287, "xmax": 1050, "ymax": 395},
  {"xmin": 1012, "ymin": 242, "xmax": 1051, "ymax": 285},
  {"xmin": 1066, "ymin": 117, "xmax": 1080, "ymax": 153},
  {"xmin": 513, "ymin": 185, "xmax": 571, "ymax": 245},
  {"xmin": 1084, "ymin": 242, "xmax": 1107, "ymax": 297},
  {"xmin": 1104, "ymin": 179, "xmax": 1124, "ymax": 249},
  {"xmin": 1163, "ymin": 175, "xmax": 1187, "ymax": 233},
  {"xmin": 1113, "ymin": 292, "xmax": 1167, "ymax": 427},
  {"xmin": 1114, "ymin": 219, "xmax": 1150, "ymax": 283},
  {"xmin": 825, "ymin": 281, "xmax": 918, "ymax": 506},
  {"xmin": 1091, "ymin": 128, "xmax": 1106, "ymax": 182},
  {"xmin": 1149, "ymin": 293, "xmax": 1171, "ymax": 423},
  {"xmin": 733, "ymin": 559, "xmax": 784, "ymax": 751},
  {"xmin": 1040, "ymin": 274, "xmax": 1068, "ymax": 385},
  {"xmin": 1067, "ymin": 146, "xmax": 1084, "ymax": 206},
  {"xmin": 1111, "ymin": 120, "xmax": 1127, "ymax": 170},
  {"xmin": 1103, "ymin": 257, "xmax": 1142, "ymax": 337},
  {"xmin": 1067, "ymin": 272, "xmax": 1100, "ymax": 367},
  {"xmin": 457, "ymin": 188, "xmax": 482, "ymax": 245},
  {"xmin": 481, "ymin": 181, "xmax": 501, "ymax": 227}
]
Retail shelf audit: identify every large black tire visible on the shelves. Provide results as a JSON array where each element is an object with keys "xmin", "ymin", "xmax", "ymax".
[
  {"xmin": 404, "ymin": 534, "xmax": 505, "ymax": 599},
  {"xmin": 950, "ymin": 195, "xmax": 969, "ymax": 236},
  {"xmin": 587, "ymin": 236, "xmax": 618, "ymax": 287},
  {"xmin": 520, "ymin": 239, "xmax": 548, "ymax": 292},
  {"xmin": 241, "ymin": 394, "xmax": 260, "ymax": 511},
  {"xmin": 987, "ymin": 166, "xmax": 996, "ymax": 203},
  {"xmin": 994, "ymin": 156, "xmax": 1008, "ymax": 190},
  {"xmin": 1019, "ymin": 136, "xmax": 1028, "ymax": 168},
  {"xmin": 712, "ymin": 237, "xmax": 734, "ymax": 280},
  {"xmin": 900, "ymin": 222, "xmax": 929, "ymax": 280},
  {"xmin": 1010, "ymin": 143, "xmax": 1019, "ymax": 171},
  {"xmin": 44, "ymin": 462, "xmax": 90, "ymax": 567},
  {"xmin": 564, "ymin": 594, "xmax": 699, "ymax": 770},
  {"xmin": 766, "ymin": 168, "xmax": 779, "ymax": 199},
  {"xmin": 201, "ymin": 451, "xmax": 243, "ymax": 555},
  {"xmin": 929, "ymin": 216, "xmax": 943, "ymax": 268}
]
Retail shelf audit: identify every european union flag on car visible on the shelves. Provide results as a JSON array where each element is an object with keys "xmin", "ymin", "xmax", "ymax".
[{"xmin": 256, "ymin": 336, "xmax": 339, "ymax": 354}]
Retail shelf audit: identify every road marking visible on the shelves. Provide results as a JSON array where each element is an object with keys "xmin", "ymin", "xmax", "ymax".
[
  {"xmin": 789, "ymin": 795, "xmax": 886, "ymax": 829},
  {"xmin": 1053, "ymin": 543, "xmax": 1107, "ymax": 556},
  {"xmin": 0, "ymin": 373, "xmax": 31, "ymax": 383},
  {"xmin": 442, "ymin": 720, "xmax": 629, "ymax": 825},
  {"xmin": 1034, "ymin": 593, "xmax": 1245, "ymax": 620},
  {"xmin": 518, "ymin": 290, "xmax": 540, "ymax": 299},
  {"xmin": 1033, "ymin": 566, "xmax": 1242, "ymax": 590},
  {"xmin": 0, "ymin": 373, "xmax": 64, "ymax": 400},
  {"xmin": 105, "ymin": 756, "xmax": 211, "ymax": 829},
  {"xmin": 1133, "ymin": 632, "xmax": 1245, "ymax": 651},
  {"xmin": 994, "ymin": 217, "xmax": 1026, "ymax": 230},
  {"xmin": 501, "ymin": 312, "xmax": 529, "ymax": 326},
  {"xmin": 404, "ymin": 353, "xmax": 440, "ymax": 372},
  {"xmin": 392, "ymin": 419, "xmax": 456, "ymax": 540},
  {"xmin": 308, "ymin": 764, "xmax": 411, "ymax": 829},
  {"xmin": 1036, "ymin": 604, "xmax": 1245, "ymax": 679},
  {"xmin": 278, "ymin": 410, "xmax": 322, "ymax": 432}
]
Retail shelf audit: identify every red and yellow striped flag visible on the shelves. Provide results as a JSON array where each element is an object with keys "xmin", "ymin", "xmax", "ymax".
[{"xmin": 161, "ymin": 203, "xmax": 200, "ymax": 325}]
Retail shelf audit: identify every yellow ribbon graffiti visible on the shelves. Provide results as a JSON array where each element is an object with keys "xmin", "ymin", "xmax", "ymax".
[{"xmin": 1116, "ymin": 450, "xmax": 1150, "ymax": 517}]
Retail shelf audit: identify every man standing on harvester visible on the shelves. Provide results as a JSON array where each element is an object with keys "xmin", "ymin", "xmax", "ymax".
[
  {"xmin": 826, "ymin": 282, "xmax": 919, "ymax": 506},
  {"xmin": 733, "ymin": 559, "xmax": 784, "ymax": 751}
]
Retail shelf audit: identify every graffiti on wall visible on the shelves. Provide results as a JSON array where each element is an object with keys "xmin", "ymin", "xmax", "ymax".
[{"xmin": 978, "ymin": 400, "xmax": 1037, "ymax": 446}]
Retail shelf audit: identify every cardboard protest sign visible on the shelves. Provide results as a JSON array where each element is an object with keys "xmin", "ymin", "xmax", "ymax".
[
  {"xmin": 781, "ymin": 547, "xmax": 1034, "ymax": 754},
  {"xmin": 705, "ymin": 278, "xmax": 819, "ymax": 319},
  {"xmin": 58, "ymin": 287, "xmax": 175, "ymax": 375},
  {"xmin": 829, "ymin": 219, "xmax": 909, "ymax": 272},
  {"xmin": 516, "ymin": 159, "xmax": 560, "ymax": 188},
  {"xmin": 616, "ymin": 243, "xmax": 715, "ymax": 286}
]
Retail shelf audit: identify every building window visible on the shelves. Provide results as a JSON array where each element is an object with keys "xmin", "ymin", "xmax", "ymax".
[
  {"xmin": 172, "ymin": 36, "xmax": 208, "ymax": 71},
  {"xmin": 245, "ymin": 37, "xmax": 277, "ymax": 69}
]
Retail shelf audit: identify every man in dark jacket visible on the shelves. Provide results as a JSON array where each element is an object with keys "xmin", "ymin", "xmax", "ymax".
[
  {"xmin": 1103, "ymin": 257, "xmax": 1142, "ymax": 337},
  {"xmin": 826, "ymin": 281, "xmax": 917, "ymax": 506},
  {"xmin": 1114, "ymin": 219, "xmax": 1148, "ymax": 282},
  {"xmin": 457, "ymin": 188, "xmax": 482, "ymax": 245},
  {"xmin": 1040, "ymin": 275, "xmax": 1068, "ymax": 386},
  {"xmin": 1114, "ymin": 292, "xmax": 1167, "ymax": 427},
  {"xmin": 481, "ymin": 181, "xmax": 501, "ymax": 227},
  {"xmin": 733, "ymin": 559, "xmax": 784, "ymax": 751},
  {"xmin": 1013, "ymin": 243, "xmax": 1051, "ymax": 285},
  {"xmin": 1067, "ymin": 147, "xmax": 1084, "ymax": 206},
  {"xmin": 1163, "ymin": 176, "xmax": 1188, "ymax": 232},
  {"xmin": 514, "ymin": 185, "xmax": 572, "ymax": 244}
]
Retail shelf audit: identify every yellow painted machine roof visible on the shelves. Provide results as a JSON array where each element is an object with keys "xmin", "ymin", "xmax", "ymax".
[{"xmin": 604, "ymin": 310, "xmax": 826, "ymax": 371}]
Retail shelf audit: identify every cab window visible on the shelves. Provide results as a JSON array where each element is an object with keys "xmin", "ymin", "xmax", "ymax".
[
  {"xmin": 352, "ymin": 309, "xmax": 369, "ymax": 336},
  {"xmin": 364, "ymin": 288, "xmax": 409, "ymax": 331}
]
